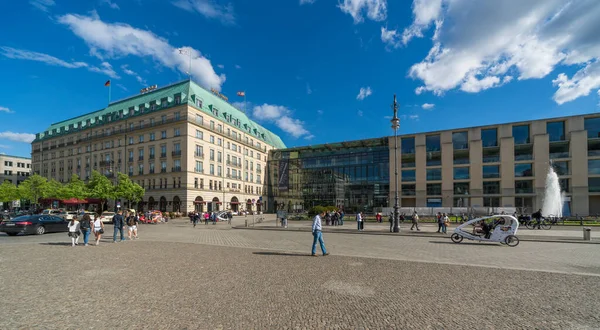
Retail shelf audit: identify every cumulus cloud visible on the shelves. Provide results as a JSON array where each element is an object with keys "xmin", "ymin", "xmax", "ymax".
[
  {"xmin": 0, "ymin": 106, "xmax": 14, "ymax": 114},
  {"xmin": 173, "ymin": 0, "xmax": 235, "ymax": 25},
  {"xmin": 356, "ymin": 86, "xmax": 372, "ymax": 100},
  {"xmin": 403, "ymin": 0, "xmax": 600, "ymax": 104},
  {"xmin": 58, "ymin": 12, "xmax": 225, "ymax": 91},
  {"xmin": 30, "ymin": 0, "xmax": 55, "ymax": 12},
  {"xmin": 0, "ymin": 46, "xmax": 121, "ymax": 79},
  {"xmin": 338, "ymin": 0, "xmax": 387, "ymax": 24},
  {"xmin": 0, "ymin": 132, "xmax": 36, "ymax": 143},
  {"xmin": 101, "ymin": 0, "xmax": 120, "ymax": 10},
  {"xmin": 421, "ymin": 103, "xmax": 435, "ymax": 110},
  {"xmin": 252, "ymin": 104, "xmax": 311, "ymax": 138},
  {"xmin": 217, "ymin": 64, "xmax": 224, "ymax": 69},
  {"xmin": 381, "ymin": 27, "xmax": 401, "ymax": 49}
]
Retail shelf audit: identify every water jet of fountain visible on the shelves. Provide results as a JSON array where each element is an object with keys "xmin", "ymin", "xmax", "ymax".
[{"xmin": 541, "ymin": 164, "xmax": 563, "ymax": 218}]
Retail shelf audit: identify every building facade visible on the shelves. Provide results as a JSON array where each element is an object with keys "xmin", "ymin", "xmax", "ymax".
[
  {"xmin": 266, "ymin": 113, "xmax": 600, "ymax": 216},
  {"xmin": 0, "ymin": 154, "xmax": 31, "ymax": 185},
  {"xmin": 31, "ymin": 80, "xmax": 284, "ymax": 213}
]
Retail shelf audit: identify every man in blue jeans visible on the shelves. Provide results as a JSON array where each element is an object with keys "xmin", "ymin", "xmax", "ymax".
[
  {"xmin": 112, "ymin": 210, "xmax": 125, "ymax": 243},
  {"xmin": 311, "ymin": 210, "xmax": 329, "ymax": 257}
]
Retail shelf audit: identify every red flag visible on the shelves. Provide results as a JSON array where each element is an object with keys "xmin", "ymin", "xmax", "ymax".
[
  {"xmin": 237, "ymin": 91, "xmax": 245, "ymax": 97},
  {"xmin": 104, "ymin": 80, "xmax": 111, "ymax": 86}
]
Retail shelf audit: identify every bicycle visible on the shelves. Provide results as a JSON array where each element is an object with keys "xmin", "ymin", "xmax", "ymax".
[{"xmin": 526, "ymin": 218, "xmax": 552, "ymax": 230}]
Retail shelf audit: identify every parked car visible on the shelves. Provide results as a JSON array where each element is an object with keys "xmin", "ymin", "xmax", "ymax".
[
  {"xmin": 98, "ymin": 211, "xmax": 116, "ymax": 224},
  {"xmin": 59, "ymin": 211, "xmax": 78, "ymax": 220},
  {"xmin": 79, "ymin": 211, "xmax": 97, "ymax": 221},
  {"xmin": 0, "ymin": 215, "xmax": 69, "ymax": 236},
  {"xmin": 41, "ymin": 209, "xmax": 63, "ymax": 216}
]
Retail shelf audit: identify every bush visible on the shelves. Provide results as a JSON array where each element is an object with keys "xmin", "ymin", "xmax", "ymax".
[{"xmin": 308, "ymin": 205, "xmax": 338, "ymax": 216}]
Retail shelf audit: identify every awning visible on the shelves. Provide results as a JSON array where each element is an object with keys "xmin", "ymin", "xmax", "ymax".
[
  {"xmin": 62, "ymin": 198, "xmax": 88, "ymax": 204},
  {"xmin": 193, "ymin": 201, "xmax": 206, "ymax": 204}
]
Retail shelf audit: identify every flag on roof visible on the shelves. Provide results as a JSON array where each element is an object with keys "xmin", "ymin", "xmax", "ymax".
[
  {"xmin": 178, "ymin": 48, "xmax": 190, "ymax": 55},
  {"xmin": 104, "ymin": 80, "xmax": 111, "ymax": 87},
  {"xmin": 237, "ymin": 91, "xmax": 245, "ymax": 97}
]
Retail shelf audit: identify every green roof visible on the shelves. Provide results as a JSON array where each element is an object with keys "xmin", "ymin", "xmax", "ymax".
[{"xmin": 35, "ymin": 80, "xmax": 286, "ymax": 149}]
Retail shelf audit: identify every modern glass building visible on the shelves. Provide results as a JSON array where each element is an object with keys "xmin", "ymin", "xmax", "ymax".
[{"xmin": 267, "ymin": 138, "xmax": 389, "ymax": 213}]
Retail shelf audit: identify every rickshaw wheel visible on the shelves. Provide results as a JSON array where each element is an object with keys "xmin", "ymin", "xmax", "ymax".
[
  {"xmin": 505, "ymin": 235, "xmax": 520, "ymax": 247},
  {"xmin": 451, "ymin": 233, "xmax": 463, "ymax": 243}
]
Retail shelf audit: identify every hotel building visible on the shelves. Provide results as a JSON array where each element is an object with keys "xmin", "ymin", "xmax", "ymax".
[
  {"xmin": 267, "ymin": 113, "xmax": 600, "ymax": 216},
  {"xmin": 31, "ymin": 80, "xmax": 284, "ymax": 213}
]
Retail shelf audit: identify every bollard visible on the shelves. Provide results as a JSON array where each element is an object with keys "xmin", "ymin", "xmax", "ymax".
[
  {"xmin": 245, "ymin": 219, "xmax": 248, "ymax": 227},
  {"xmin": 583, "ymin": 227, "xmax": 591, "ymax": 241}
]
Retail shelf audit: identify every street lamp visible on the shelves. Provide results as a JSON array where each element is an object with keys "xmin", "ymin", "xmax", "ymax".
[{"xmin": 391, "ymin": 94, "xmax": 400, "ymax": 233}]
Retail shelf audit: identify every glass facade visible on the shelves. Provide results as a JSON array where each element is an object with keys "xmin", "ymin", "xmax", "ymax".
[
  {"xmin": 547, "ymin": 121, "xmax": 565, "ymax": 142},
  {"xmin": 483, "ymin": 165, "xmax": 500, "ymax": 179},
  {"xmin": 585, "ymin": 117, "xmax": 600, "ymax": 139},
  {"xmin": 452, "ymin": 132, "xmax": 468, "ymax": 150},
  {"xmin": 401, "ymin": 170, "xmax": 415, "ymax": 182},
  {"xmin": 267, "ymin": 138, "xmax": 389, "ymax": 213},
  {"xmin": 426, "ymin": 168, "xmax": 442, "ymax": 181},
  {"xmin": 515, "ymin": 163, "xmax": 533, "ymax": 177},
  {"xmin": 481, "ymin": 128, "xmax": 498, "ymax": 147},
  {"xmin": 453, "ymin": 167, "xmax": 470, "ymax": 180},
  {"xmin": 512, "ymin": 125, "xmax": 530, "ymax": 145}
]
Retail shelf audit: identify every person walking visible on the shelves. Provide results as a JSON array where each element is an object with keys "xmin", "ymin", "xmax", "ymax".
[
  {"xmin": 437, "ymin": 212, "xmax": 444, "ymax": 233},
  {"xmin": 311, "ymin": 210, "xmax": 329, "ymax": 257},
  {"xmin": 112, "ymin": 210, "xmax": 125, "ymax": 243},
  {"xmin": 79, "ymin": 214, "xmax": 92, "ymax": 246},
  {"xmin": 67, "ymin": 216, "xmax": 81, "ymax": 247},
  {"xmin": 332, "ymin": 211, "xmax": 339, "ymax": 226},
  {"xmin": 192, "ymin": 212, "xmax": 199, "ymax": 227},
  {"xmin": 127, "ymin": 212, "xmax": 139, "ymax": 240},
  {"xmin": 204, "ymin": 212, "xmax": 209, "ymax": 225},
  {"xmin": 411, "ymin": 211, "xmax": 420, "ymax": 231},
  {"xmin": 93, "ymin": 216, "xmax": 104, "ymax": 246},
  {"xmin": 227, "ymin": 211, "xmax": 233, "ymax": 225},
  {"xmin": 212, "ymin": 212, "xmax": 217, "ymax": 225},
  {"xmin": 339, "ymin": 210, "xmax": 344, "ymax": 226},
  {"xmin": 442, "ymin": 213, "xmax": 449, "ymax": 234},
  {"xmin": 356, "ymin": 212, "xmax": 363, "ymax": 231}
]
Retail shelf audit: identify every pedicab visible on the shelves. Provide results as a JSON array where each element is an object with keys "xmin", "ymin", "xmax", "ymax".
[{"xmin": 450, "ymin": 214, "xmax": 520, "ymax": 247}]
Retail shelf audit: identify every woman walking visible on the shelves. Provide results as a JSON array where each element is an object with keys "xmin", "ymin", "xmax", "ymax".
[
  {"xmin": 93, "ymin": 215, "xmax": 104, "ymax": 245},
  {"xmin": 127, "ymin": 212, "xmax": 139, "ymax": 240},
  {"xmin": 79, "ymin": 214, "xmax": 92, "ymax": 246},
  {"xmin": 67, "ymin": 216, "xmax": 81, "ymax": 247}
]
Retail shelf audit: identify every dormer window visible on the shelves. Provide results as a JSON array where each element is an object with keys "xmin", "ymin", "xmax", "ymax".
[
  {"xmin": 212, "ymin": 107, "xmax": 218, "ymax": 116},
  {"xmin": 150, "ymin": 101, "xmax": 157, "ymax": 111},
  {"xmin": 175, "ymin": 93, "xmax": 181, "ymax": 105},
  {"xmin": 161, "ymin": 98, "xmax": 168, "ymax": 108},
  {"xmin": 139, "ymin": 104, "xmax": 145, "ymax": 112},
  {"xmin": 196, "ymin": 98, "xmax": 202, "ymax": 108}
]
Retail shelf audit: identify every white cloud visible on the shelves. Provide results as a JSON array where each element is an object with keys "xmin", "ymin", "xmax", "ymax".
[
  {"xmin": 306, "ymin": 83, "xmax": 312, "ymax": 95},
  {"xmin": 409, "ymin": 114, "xmax": 420, "ymax": 120},
  {"xmin": 0, "ymin": 46, "xmax": 88, "ymax": 69},
  {"xmin": 58, "ymin": 12, "xmax": 226, "ymax": 91},
  {"xmin": 357, "ymin": 110, "xmax": 364, "ymax": 116},
  {"xmin": 121, "ymin": 64, "xmax": 145, "ymax": 84},
  {"xmin": 217, "ymin": 64, "xmax": 224, "ymax": 69},
  {"xmin": 0, "ymin": 106, "xmax": 14, "ymax": 114},
  {"xmin": 89, "ymin": 62, "xmax": 120, "ymax": 79},
  {"xmin": 356, "ymin": 86, "xmax": 372, "ymax": 100},
  {"xmin": 252, "ymin": 104, "xmax": 311, "ymax": 138},
  {"xmin": 30, "ymin": 0, "xmax": 55, "ymax": 12},
  {"xmin": 421, "ymin": 103, "xmax": 435, "ymax": 110},
  {"xmin": 235, "ymin": 64, "xmax": 241, "ymax": 69},
  {"xmin": 116, "ymin": 83, "xmax": 128, "ymax": 91},
  {"xmin": 101, "ymin": 0, "xmax": 120, "ymax": 10},
  {"xmin": 173, "ymin": 0, "xmax": 235, "ymax": 25},
  {"xmin": 338, "ymin": 0, "xmax": 387, "ymax": 24},
  {"xmin": 300, "ymin": 0, "xmax": 315, "ymax": 4},
  {"xmin": 381, "ymin": 27, "xmax": 401, "ymax": 49},
  {"xmin": 0, "ymin": 132, "xmax": 36, "ymax": 143},
  {"xmin": 403, "ymin": 0, "xmax": 600, "ymax": 104}
]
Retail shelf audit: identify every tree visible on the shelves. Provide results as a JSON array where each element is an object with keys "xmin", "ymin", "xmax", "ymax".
[
  {"xmin": 0, "ymin": 181, "xmax": 20, "ymax": 207},
  {"xmin": 18, "ymin": 174, "xmax": 49, "ymax": 208},
  {"xmin": 47, "ymin": 179, "xmax": 68, "ymax": 200},
  {"xmin": 87, "ymin": 170, "xmax": 115, "ymax": 210},
  {"xmin": 115, "ymin": 173, "xmax": 145, "ymax": 208},
  {"xmin": 63, "ymin": 174, "xmax": 89, "ymax": 200}
]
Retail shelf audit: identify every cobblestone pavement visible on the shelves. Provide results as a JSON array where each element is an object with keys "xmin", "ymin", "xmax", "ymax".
[{"xmin": 1, "ymin": 220, "xmax": 600, "ymax": 329}]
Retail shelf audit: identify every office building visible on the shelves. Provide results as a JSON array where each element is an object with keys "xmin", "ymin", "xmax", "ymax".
[
  {"xmin": 0, "ymin": 154, "xmax": 31, "ymax": 185},
  {"xmin": 31, "ymin": 80, "xmax": 284, "ymax": 213}
]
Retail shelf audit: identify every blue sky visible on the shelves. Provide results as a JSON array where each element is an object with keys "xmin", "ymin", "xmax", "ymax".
[{"xmin": 1, "ymin": 0, "xmax": 599, "ymax": 158}]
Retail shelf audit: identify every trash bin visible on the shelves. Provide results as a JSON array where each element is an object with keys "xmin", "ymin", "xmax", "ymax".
[{"xmin": 583, "ymin": 227, "xmax": 591, "ymax": 241}]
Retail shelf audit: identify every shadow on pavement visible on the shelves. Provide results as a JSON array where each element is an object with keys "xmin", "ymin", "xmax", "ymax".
[
  {"xmin": 39, "ymin": 242, "xmax": 73, "ymax": 246},
  {"xmin": 252, "ymin": 251, "xmax": 310, "ymax": 257},
  {"xmin": 429, "ymin": 241, "xmax": 502, "ymax": 247}
]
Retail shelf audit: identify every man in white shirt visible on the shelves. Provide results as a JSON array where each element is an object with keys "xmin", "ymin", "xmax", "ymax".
[
  {"xmin": 356, "ymin": 212, "xmax": 363, "ymax": 231},
  {"xmin": 311, "ymin": 210, "xmax": 329, "ymax": 257}
]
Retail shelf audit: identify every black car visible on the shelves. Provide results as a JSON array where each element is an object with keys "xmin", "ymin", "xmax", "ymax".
[{"xmin": 0, "ymin": 215, "xmax": 69, "ymax": 236}]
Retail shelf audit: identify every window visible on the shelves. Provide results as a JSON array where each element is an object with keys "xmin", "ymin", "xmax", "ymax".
[
  {"xmin": 174, "ymin": 112, "xmax": 180, "ymax": 120},
  {"xmin": 161, "ymin": 98, "xmax": 168, "ymax": 108},
  {"xmin": 551, "ymin": 161, "xmax": 569, "ymax": 176},
  {"xmin": 129, "ymin": 137, "xmax": 134, "ymax": 145},
  {"xmin": 138, "ymin": 164, "xmax": 144, "ymax": 175},
  {"xmin": 217, "ymin": 166, "xmax": 222, "ymax": 176},
  {"xmin": 453, "ymin": 150, "xmax": 469, "ymax": 165},
  {"xmin": 513, "ymin": 125, "xmax": 530, "ymax": 145},
  {"xmin": 588, "ymin": 159, "xmax": 600, "ymax": 175},
  {"xmin": 514, "ymin": 145, "xmax": 533, "ymax": 161},
  {"xmin": 452, "ymin": 131, "xmax": 468, "ymax": 150},
  {"xmin": 210, "ymin": 135, "xmax": 215, "ymax": 144},
  {"xmin": 210, "ymin": 149, "xmax": 215, "ymax": 161},
  {"xmin": 217, "ymin": 151, "xmax": 222, "ymax": 163},
  {"xmin": 195, "ymin": 161, "xmax": 203, "ymax": 173},
  {"xmin": 196, "ymin": 114, "xmax": 204, "ymax": 125},
  {"xmin": 217, "ymin": 138, "xmax": 222, "ymax": 146},
  {"xmin": 483, "ymin": 165, "xmax": 500, "ymax": 179},
  {"xmin": 426, "ymin": 183, "xmax": 441, "ymax": 195},
  {"xmin": 149, "ymin": 133, "xmax": 155, "ymax": 141},
  {"xmin": 161, "ymin": 131, "xmax": 167, "ymax": 139},
  {"xmin": 483, "ymin": 197, "xmax": 500, "ymax": 207},
  {"xmin": 196, "ymin": 98, "xmax": 202, "ymax": 108},
  {"xmin": 454, "ymin": 182, "xmax": 469, "ymax": 195},
  {"xmin": 210, "ymin": 164, "xmax": 214, "ymax": 175},
  {"xmin": 196, "ymin": 130, "xmax": 203, "ymax": 139},
  {"xmin": 160, "ymin": 145, "xmax": 167, "ymax": 157},
  {"xmin": 483, "ymin": 181, "xmax": 500, "ymax": 194},
  {"xmin": 161, "ymin": 161, "xmax": 167, "ymax": 171},
  {"xmin": 173, "ymin": 143, "xmax": 181, "ymax": 152},
  {"xmin": 549, "ymin": 142, "xmax": 569, "ymax": 159},
  {"xmin": 515, "ymin": 164, "xmax": 533, "ymax": 177},
  {"xmin": 139, "ymin": 135, "xmax": 144, "ymax": 143},
  {"xmin": 589, "ymin": 178, "xmax": 600, "ymax": 192},
  {"xmin": 210, "ymin": 121, "xmax": 215, "ymax": 130},
  {"xmin": 426, "ymin": 134, "xmax": 441, "ymax": 152},
  {"xmin": 547, "ymin": 121, "xmax": 565, "ymax": 142},
  {"xmin": 453, "ymin": 167, "xmax": 470, "ymax": 180},
  {"xmin": 402, "ymin": 154, "xmax": 416, "ymax": 168},
  {"xmin": 401, "ymin": 137, "xmax": 415, "ymax": 154},
  {"xmin": 515, "ymin": 180, "xmax": 533, "ymax": 194},
  {"xmin": 426, "ymin": 152, "xmax": 441, "ymax": 167},
  {"xmin": 149, "ymin": 146, "xmax": 155, "ymax": 158},
  {"xmin": 195, "ymin": 145, "xmax": 203, "ymax": 157},
  {"xmin": 483, "ymin": 148, "xmax": 500, "ymax": 163},
  {"xmin": 426, "ymin": 168, "xmax": 442, "ymax": 181},
  {"xmin": 585, "ymin": 117, "xmax": 600, "ymax": 139},
  {"xmin": 560, "ymin": 178, "xmax": 570, "ymax": 193},
  {"xmin": 480, "ymin": 128, "xmax": 497, "ymax": 148},
  {"xmin": 174, "ymin": 128, "xmax": 180, "ymax": 137},
  {"xmin": 401, "ymin": 184, "xmax": 416, "ymax": 196}
]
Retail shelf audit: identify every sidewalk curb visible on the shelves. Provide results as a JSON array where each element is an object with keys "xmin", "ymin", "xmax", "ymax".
[{"xmin": 232, "ymin": 226, "xmax": 600, "ymax": 245}]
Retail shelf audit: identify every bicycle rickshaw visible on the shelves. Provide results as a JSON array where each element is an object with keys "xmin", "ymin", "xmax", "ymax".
[{"xmin": 450, "ymin": 214, "xmax": 520, "ymax": 247}]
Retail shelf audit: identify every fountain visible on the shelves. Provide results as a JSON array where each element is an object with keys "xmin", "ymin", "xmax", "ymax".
[{"xmin": 541, "ymin": 164, "xmax": 563, "ymax": 218}]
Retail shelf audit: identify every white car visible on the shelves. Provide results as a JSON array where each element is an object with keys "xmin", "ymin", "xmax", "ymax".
[
  {"xmin": 79, "ymin": 211, "xmax": 97, "ymax": 221},
  {"xmin": 98, "ymin": 211, "xmax": 116, "ymax": 223},
  {"xmin": 59, "ymin": 211, "xmax": 78, "ymax": 220}
]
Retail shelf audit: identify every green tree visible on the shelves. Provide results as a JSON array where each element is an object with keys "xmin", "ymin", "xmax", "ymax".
[
  {"xmin": 18, "ymin": 174, "xmax": 49, "ymax": 208},
  {"xmin": 115, "ymin": 173, "xmax": 145, "ymax": 208},
  {"xmin": 0, "ymin": 181, "xmax": 20, "ymax": 206},
  {"xmin": 63, "ymin": 174, "xmax": 89, "ymax": 200},
  {"xmin": 87, "ymin": 170, "xmax": 115, "ymax": 210},
  {"xmin": 47, "ymin": 179, "xmax": 68, "ymax": 200}
]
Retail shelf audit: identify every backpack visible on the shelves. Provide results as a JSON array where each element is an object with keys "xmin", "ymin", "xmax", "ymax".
[
  {"xmin": 127, "ymin": 216, "xmax": 135, "ymax": 226},
  {"xmin": 80, "ymin": 219, "xmax": 90, "ymax": 230}
]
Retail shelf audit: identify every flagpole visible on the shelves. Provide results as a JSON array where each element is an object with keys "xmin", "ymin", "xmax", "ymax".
[
  {"xmin": 188, "ymin": 51, "xmax": 192, "ymax": 79},
  {"xmin": 108, "ymin": 82, "xmax": 112, "ymax": 105},
  {"xmin": 244, "ymin": 92, "xmax": 247, "ymax": 114}
]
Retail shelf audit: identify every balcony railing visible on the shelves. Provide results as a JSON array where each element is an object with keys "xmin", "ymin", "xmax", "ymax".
[
  {"xmin": 161, "ymin": 168, "xmax": 167, "ymax": 173},
  {"xmin": 172, "ymin": 150, "xmax": 182, "ymax": 157},
  {"xmin": 128, "ymin": 157, "xmax": 134, "ymax": 162},
  {"xmin": 172, "ymin": 167, "xmax": 181, "ymax": 172},
  {"xmin": 160, "ymin": 153, "xmax": 167, "ymax": 158},
  {"xmin": 138, "ymin": 156, "xmax": 144, "ymax": 161},
  {"xmin": 149, "ymin": 169, "xmax": 155, "ymax": 174},
  {"xmin": 194, "ymin": 152, "xmax": 204, "ymax": 158},
  {"xmin": 194, "ymin": 168, "xmax": 203, "ymax": 173}
]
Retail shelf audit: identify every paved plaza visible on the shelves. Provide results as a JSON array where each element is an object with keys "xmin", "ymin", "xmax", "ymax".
[{"xmin": 1, "ymin": 218, "xmax": 599, "ymax": 329}]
